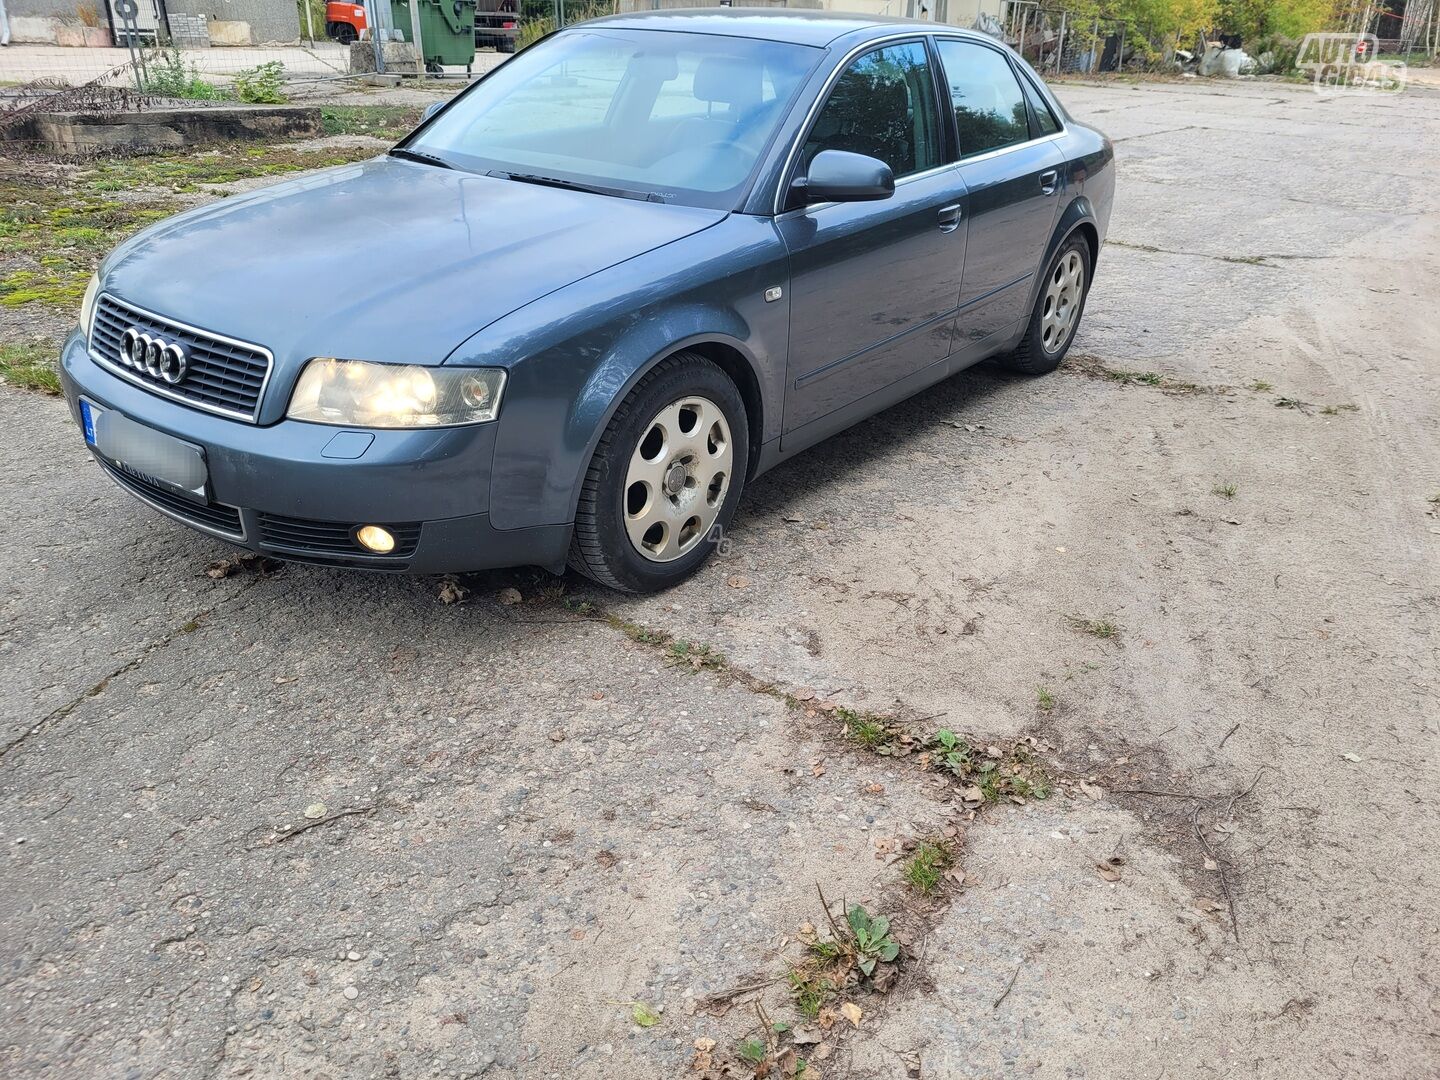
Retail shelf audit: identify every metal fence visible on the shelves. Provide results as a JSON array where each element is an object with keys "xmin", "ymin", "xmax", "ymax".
[
  {"xmin": 0, "ymin": 0, "xmax": 525, "ymax": 94},
  {"xmin": 1004, "ymin": 2, "xmax": 1131, "ymax": 74}
]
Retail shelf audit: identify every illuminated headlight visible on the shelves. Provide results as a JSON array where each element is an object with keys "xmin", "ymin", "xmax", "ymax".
[
  {"xmin": 287, "ymin": 359, "xmax": 506, "ymax": 428},
  {"xmin": 79, "ymin": 273, "xmax": 100, "ymax": 339}
]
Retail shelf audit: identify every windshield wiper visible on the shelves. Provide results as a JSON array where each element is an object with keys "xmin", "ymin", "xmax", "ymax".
[
  {"xmin": 389, "ymin": 147, "xmax": 456, "ymax": 170},
  {"xmin": 488, "ymin": 169, "xmax": 664, "ymax": 203}
]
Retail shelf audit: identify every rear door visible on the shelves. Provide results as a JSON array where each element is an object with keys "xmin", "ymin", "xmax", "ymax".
[
  {"xmin": 777, "ymin": 39, "xmax": 967, "ymax": 437},
  {"xmin": 933, "ymin": 38, "xmax": 1064, "ymax": 350}
]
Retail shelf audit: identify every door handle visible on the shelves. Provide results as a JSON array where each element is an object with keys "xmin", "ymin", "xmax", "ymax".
[
  {"xmin": 1039, "ymin": 170, "xmax": 1060, "ymax": 196},
  {"xmin": 937, "ymin": 203, "xmax": 963, "ymax": 233}
]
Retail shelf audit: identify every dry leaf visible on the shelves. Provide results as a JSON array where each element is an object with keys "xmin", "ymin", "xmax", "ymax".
[
  {"xmin": 812, "ymin": 1042, "xmax": 834, "ymax": 1061},
  {"xmin": 1096, "ymin": 861, "xmax": 1121, "ymax": 882},
  {"xmin": 811, "ymin": 761, "xmax": 826, "ymax": 778},
  {"xmin": 438, "ymin": 578, "xmax": 469, "ymax": 604},
  {"xmin": 496, "ymin": 587, "xmax": 522, "ymax": 605},
  {"xmin": 795, "ymin": 687, "xmax": 816, "ymax": 701},
  {"xmin": 1203, "ymin": 856, "xmax": 1219, "ymax": 871},
  {"xmin": 1194, "ymin": 898, "xmax": 1224, "ymax": 913},
  {"xmin": 960, "ymin": 785, "xmax": 985, "ymax": 809},
  {"xmin": 691, "ymin": 1037, "xmax": 716, "ymax": 1071},
  {"xmin": 817, "ymin": 1007, "xmax": 837, "ymax": 1030},
  {"xmin": 1078, "ymin": 781, "xmax": 1104, "ymax": 801},
  {"xmin": 726, "ymin": 575, "xmax": 751, "ymax": 589},
  {"xmin": 840, "ymin": 1002, "xmax": 863, "ymax": 1028},
  {"xmin": 873, "ymin": 837, "xmax": 896, "ymax": 855}
]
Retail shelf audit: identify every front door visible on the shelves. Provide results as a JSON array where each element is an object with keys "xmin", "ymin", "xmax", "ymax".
[
  {"xmin": 778, "ymin": 39, "xmax": 967, "ymax": 436},
  {"xmin": 933, "ymin": 38, "xmax": 1064, "ymax": 349}
]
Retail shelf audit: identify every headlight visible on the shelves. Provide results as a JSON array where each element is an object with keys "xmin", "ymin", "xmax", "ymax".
[
  {"xmin": 79, "ymin": 274, "xmax": 100, "ymax": 338},
  {"xmin": 287, "ymin": 359, "xmax": 505, "ymax": 428}
]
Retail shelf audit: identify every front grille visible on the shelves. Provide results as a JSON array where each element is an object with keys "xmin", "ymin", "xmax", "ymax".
[
  {"xmin": 100, "ymin": 459, "xmax": 245, "ymax": 538},
  {"xmin": 91, "ymin": 294, "xmax": 272, "ymax": 422},
  {"xmin": 257, "ymin": 514, "xmax": 422, "ymax": 559}
]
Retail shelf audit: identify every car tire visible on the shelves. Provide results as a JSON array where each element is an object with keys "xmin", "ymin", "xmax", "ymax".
[
  {"xmin": 333, "ymin": 23, "xmax": 357, "ymax": 44},
  {"xmin": 569, "ymin": 352, "xmax": 749, "ymax": 594},
  {"xmin": 999, "ymin": 234, "xmax": 1092, "ymax": 376}
]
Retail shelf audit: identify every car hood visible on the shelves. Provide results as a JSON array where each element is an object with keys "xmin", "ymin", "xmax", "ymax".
[{"xmin": 101, "ymin": 156, "xmax": 726, "ymax": 370}]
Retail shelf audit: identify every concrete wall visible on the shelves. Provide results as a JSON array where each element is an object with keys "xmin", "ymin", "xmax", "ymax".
[
  {"xmin": 166, "ymin": 0, "xmax": 300, "ymax": 45},
  {"xmin": 3, "ymin": 0, "xmax": 299, "ymax": 44}
]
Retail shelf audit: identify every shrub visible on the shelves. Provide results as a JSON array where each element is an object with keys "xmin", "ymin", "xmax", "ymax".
[
  {"xmin": 234, "ymin": 61, "xmax": 287, "ymax": 104},
  {"xmin": 142, "ymin": 47, "xmax": 229, "ymax": 100}
]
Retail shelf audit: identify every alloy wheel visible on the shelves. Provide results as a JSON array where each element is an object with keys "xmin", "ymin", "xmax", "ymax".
[
  {"xmin": 623, "ymin": 395, "xmax": 733, "ymax": 563},
  {"xmin": 1040, "ymin": 249, "xmax": 1085, "ymax": 354}
]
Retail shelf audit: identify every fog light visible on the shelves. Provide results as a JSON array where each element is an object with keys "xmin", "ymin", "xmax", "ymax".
[{"xmin": 355, "ymin": 525, "xmax": 396, "ymax": 553}]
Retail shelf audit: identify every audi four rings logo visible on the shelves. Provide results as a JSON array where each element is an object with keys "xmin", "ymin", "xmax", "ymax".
[{"xmin": 119, "ymin": 327, "xmax": 188, "ymax": 385}]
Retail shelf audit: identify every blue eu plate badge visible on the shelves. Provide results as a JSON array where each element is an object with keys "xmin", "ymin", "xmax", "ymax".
[{"xmin": 80, "ymin": 398, "xmax": 101, "ymax": 445}]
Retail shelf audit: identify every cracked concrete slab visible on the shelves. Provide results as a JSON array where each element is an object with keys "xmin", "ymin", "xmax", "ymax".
[{"xmin": 2, "ymin": 77, "xmax": 1438, "ymax": 1079}]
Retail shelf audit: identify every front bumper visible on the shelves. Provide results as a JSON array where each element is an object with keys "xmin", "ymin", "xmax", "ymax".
[{"xmin": 59, "ymin": 332, "xmax": 571, "ymax": 574}]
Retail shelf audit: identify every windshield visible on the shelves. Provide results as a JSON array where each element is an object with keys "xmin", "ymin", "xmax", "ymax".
[{"xmin": 410, "ymin": 28, "xmax": 819, "ymax": 210}]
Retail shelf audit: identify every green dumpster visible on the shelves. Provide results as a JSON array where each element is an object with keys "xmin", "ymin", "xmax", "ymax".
[{"xmin": 390, "ymin": 0, "xmax": 478, "ymax": 71}]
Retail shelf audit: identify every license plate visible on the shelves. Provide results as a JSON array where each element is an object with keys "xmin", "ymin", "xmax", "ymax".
[{"xmin": 81, "ymin": 399, "xmax": 210, "ymax": 504}]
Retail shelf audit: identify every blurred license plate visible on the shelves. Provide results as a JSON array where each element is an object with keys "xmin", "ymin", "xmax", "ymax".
[{"xmin": 80, "ymin": 399, "xmax": 209, "ymax": 504}]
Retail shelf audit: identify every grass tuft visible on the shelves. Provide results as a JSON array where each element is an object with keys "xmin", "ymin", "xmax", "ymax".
[
  {"xmin": 0, "ymin": 341, "xmax": 62, "ymax": 394},
  {"xmin": 902, "ymin": 840, "xmax": 955, "ymax": 895}
]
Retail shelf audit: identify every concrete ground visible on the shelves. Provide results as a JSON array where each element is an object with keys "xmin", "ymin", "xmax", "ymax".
[{"xmin": 2, "ymin": 76, "xmax": 1438, "ymax": 1080}]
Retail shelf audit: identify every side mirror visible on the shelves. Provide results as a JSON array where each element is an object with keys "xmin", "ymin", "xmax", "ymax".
[
  {"xmin": 794, "ymin": 150, "xmax": 895, "ymax": 204},
  {"xmin": 422, "ymin": 100, "xmax": 445, "ymax": 122}
]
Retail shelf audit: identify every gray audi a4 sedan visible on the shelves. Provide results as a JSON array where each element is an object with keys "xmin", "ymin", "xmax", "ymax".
[{"xmin": 61, "ymin": 8, "xmax": 1113, "ymax": 593}]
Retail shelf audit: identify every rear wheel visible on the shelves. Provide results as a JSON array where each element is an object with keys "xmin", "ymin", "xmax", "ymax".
[
  {"xmin": 999, "ymin": 235, "xmax": 1091, "ymax": 375},
  {"xmin": 332, "ymin": 22, "xmax": 357, "ymax": 44},
  {"xmin": 569, "ymin": 353, "xmax": 748, "ymax": 593}
]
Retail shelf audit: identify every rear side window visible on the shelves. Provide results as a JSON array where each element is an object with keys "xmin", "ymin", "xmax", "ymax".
[
  {"xmin": 801, "ymin": 40, "xmax": 942, "ymax": 180},
  {"xmin": 934, "ymin": 39, "xmax": 1031, "ymax": 158},
  {"xmin": 1021, "ymin": 74, "xmax": 1061, "ymax": 135}
]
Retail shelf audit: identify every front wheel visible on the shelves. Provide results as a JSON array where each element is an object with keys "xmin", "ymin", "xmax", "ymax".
[
  {"xmin": 999, "ymin": 236, "xmax": 1092, "ymax": 375},
  {"xmin": 569, "ymin": 353, "xmax": 748, "ymax": 593}
]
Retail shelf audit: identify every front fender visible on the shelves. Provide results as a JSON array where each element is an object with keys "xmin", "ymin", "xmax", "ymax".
[{"xmin": 454, "ymin": 216, "xmax": 790, "ymax": 531}]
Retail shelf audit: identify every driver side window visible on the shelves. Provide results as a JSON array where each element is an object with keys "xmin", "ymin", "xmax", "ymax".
[{"xmin": 801, "ymin": 41, "xmax": 942, "ymax": 181}]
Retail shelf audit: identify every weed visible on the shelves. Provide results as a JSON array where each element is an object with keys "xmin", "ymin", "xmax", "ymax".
[
  {"xmin": 785, "ymin": 964, "xmax": 833, "ymax": 1019},
  {"xmin": 1275, "ymin": 396, "xmax": 1305, "ymax": 410},
  {"xmin": 839, "ymin": 708, "xmax": 892, "ymax": 750},
  {"xmin": 1064, "ymin": 354, "xmax": 1207, "ymax": 394},
  {"xmin": 846, "ymin": 904, "xmax": 900, "ymax": 976},
  {"xmin": 1212, "ymin": 482, "xmax": 1238, "ymax": 499},
  {"xmin": 789, "ymin": 895, "xmax": 902, "ymax": 1017},
  {"xmin": 929, "ymin": 730, "xmax": 1051, "ymax": 803},
  {"xmin": 234, "ymin": 61, "xmax": 287, "ymax": 104},
  {"xmin": 737, "ymin": 1038, "xmax": 767, "ymax": 1064},
  {"xmin": 1320, "ymin": 403, "xmax": 1358, "ymax": 416},
  {"xmin": 1247, "ymin": 379, "xmax": 1273, "ymax": 392},
  {"xmin": 666, "ymin": 639, "xmax": 725, "ymax": 671},
  {"xmin": 320, "ymin": 104, "xmax": 423, "ymax": 136},
  {"xmin": 0, "ymin": 341, "xmax": 62, "ymax": 395},
  {"xmin": 1067, "ymin": 616, "xmax": 1119, "ymax": 640},
  {"xmin": 1036, "ymin": 687, "xmax": 1056, "ymax": 712},
  {"xmin": 141, "ymin": 47, "xmax": 230, "ymax": 100},
  {"xmin": 902, "ymin": 840, "xmax": 954, "ymax": 895}
]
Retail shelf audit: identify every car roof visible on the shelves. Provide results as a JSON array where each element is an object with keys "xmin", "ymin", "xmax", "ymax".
[{"xmin": 581, "ymin": 7, "xmax": 996, "ymax": 49}]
